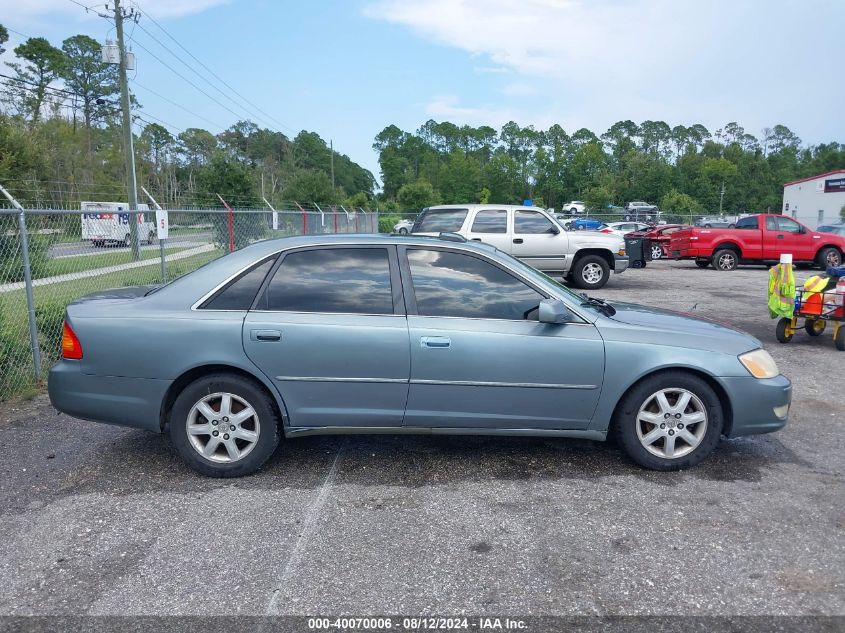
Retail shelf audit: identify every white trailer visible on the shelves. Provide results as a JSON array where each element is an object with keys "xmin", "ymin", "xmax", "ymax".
[{"xmin": 81, "ymin": 202, "xmax": 155, "ymax": 247}]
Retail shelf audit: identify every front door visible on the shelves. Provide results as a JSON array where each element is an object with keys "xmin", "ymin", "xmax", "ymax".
[
  {"xmin": 764, "ymin": 215, "xmax": 816, "ymax": 261},
  {"xmin": 243, "ymin": 246, "xmax": 410, "ymax": 428},
  {"xmin": 400, "ymin": 246, "xmax": 605, "ymax": 430}
]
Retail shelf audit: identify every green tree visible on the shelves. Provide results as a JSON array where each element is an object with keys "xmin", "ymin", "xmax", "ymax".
[
  {"xmin": 660, "ymin": 189, "xmax": 702, "ymax": 222},
  {"xmin": 840, "ymin": 204, "xmax": 845, "ymax": 222},
  {"xmin": 0, "ymin": 24, "xmax": 8, "ymax": 56},
  {"xmin": 584, "ymin": 185, "xmax": 614, "ymax": 212},
  {"xmin": 397, "ymin": 178, "xmax": 440, "ymax": 210},
  {"xmin": 282, "ymin": 169, "xmax": 338, "ymax": 204},
  {"xmin": 60, "ymin": 35, "xmax": 118, "ymax": 157},
  {"xmin": 8, "ymin": 37, "xmax": 65, "ymax": 124}
]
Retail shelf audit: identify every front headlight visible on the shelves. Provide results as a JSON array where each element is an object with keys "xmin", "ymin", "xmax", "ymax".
[
  {"xmin": 739, "ymin": 349, "xmax": 779, "ymax": 379},
  {"xmin": 617, "ymin": 247, "xmax": 626, "ymax": 256}
]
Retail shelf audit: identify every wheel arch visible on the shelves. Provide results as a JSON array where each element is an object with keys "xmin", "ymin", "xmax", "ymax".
[
  {"xmin": 159, "ymin": 363, "xmax": 289, "ymax": 432},
  {"xmin": 815, "ymin": 243, "xmax": 843, "ymax": 259},
  {"xmin": 573, "ymin": 248, "xmax": 615, "ymax": 270},
  {"xmin": 607, "ymin": 366, "xmax": 734, "ymax": 437},
  {"xmin": 712, "ymin": 241, "xmax": 742, "ymax": 256}
]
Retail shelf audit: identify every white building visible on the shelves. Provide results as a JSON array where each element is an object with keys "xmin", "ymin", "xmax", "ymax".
[{"xmin": 782, "ymin": 169, "xmax": 845, "ymax": 228}]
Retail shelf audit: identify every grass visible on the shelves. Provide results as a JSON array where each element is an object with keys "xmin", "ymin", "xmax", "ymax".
[
  {"xmin": 41, "ymin": 246, "xmax": 189, "ymax": 278},
  {"xmin": 0, "ymin": 248, "xmax": 225, "ymax": 401}
]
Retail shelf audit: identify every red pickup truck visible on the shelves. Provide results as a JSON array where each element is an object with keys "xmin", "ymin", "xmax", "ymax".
[{"xmin": 669, "ymin": 214, "xmax": 845, "ymax": 271}]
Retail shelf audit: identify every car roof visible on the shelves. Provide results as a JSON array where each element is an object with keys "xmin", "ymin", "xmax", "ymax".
[{"xmin": 424, "ymin": 204, "xmax": 548, "ymax": 212}]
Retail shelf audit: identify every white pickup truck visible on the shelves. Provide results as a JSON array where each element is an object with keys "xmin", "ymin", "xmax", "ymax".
[{"xmin": 411, "ymin": 204, "xmax": 628, "ymax": 289}]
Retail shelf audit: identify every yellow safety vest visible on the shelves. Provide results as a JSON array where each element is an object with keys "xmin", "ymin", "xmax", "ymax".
[{"xmin": 768, "ymin": 263, "xmax": 795, "ymax": 319}]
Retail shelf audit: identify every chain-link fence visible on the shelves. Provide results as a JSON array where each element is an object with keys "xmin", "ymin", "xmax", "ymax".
[{"xmin": 0, "ymin": 206, "xmax": 378, "ymax": 401}]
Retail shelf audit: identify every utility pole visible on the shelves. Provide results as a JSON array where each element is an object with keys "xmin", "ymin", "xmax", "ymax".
[
  {"xmin": 114, "ymin": 0, "xmax": 141, "ymax": 260},
  {"xmin": 330, "ymin": 139, "xmax": 335, "ymax": 190}
]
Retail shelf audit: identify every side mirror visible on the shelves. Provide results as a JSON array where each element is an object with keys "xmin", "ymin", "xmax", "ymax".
[
  {"xmin": 538, "ymin": 298, "xmax": 572, "ymax": 324},
  {"xmin": 548, "ymin": 224, "xmax": 560, "ymax": 235}
]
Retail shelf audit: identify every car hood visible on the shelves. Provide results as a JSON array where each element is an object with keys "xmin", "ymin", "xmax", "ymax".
[
  {"xmin": 601, "ymin": 300, "xmax": 761, "ymax": 354},
  {"xmin": 569, "ymin": 232, "xmax": 624, "ymax": 249}
]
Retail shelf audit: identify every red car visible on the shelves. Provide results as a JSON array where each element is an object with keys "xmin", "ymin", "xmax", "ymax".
[
  {"xmin": 668, "ymin": 214, "xmax": 845, "ymax": 270},
  {"xmin": 625, "ymin": 224, "xmax": 687, "ymax": 260}
]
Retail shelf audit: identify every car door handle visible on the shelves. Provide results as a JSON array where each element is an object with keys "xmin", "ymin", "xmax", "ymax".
[
  {"xmin": 251, "ymin": 329, "xmax": 281, "ymax": 342},
  {"xmin": 513, "ymin": 238, "xmax": 524, "ymax": 244},
  {"xmin": 420, "ymin": 336, "xmax": 450, "ymax": 349},
  {"xmin": 777, "ymin": 234, "xmax": 784, "ymax": 239},
  {"xmin": 471, "ymin": 238, "xmax": 482, "ymax": 241}
]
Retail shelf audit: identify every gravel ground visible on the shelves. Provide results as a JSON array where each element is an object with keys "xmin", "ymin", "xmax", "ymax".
[{"xmin": 0, "ymin": 259, "xmax": 843, "ymax": 625}]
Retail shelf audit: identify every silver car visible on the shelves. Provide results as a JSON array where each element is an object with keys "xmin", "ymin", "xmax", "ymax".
[{"xmin": 49, "ymin": 234, "xmax": 791, "ymax": 477}]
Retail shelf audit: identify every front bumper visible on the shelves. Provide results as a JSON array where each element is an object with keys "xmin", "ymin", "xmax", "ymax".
[
  {"xmin": 614, "ymin": 254, "xmax": 629, "ymax": 274},
  {"xmin": 48, "ymin": 360, "xmax": 170, "ymax": 432},
  {"xmin": 718, "ymin": 374, "xmax": 792, "ymax": 438}
]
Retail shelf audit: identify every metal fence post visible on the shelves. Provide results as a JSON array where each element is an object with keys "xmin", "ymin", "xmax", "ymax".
[
  {"xmin": 0, "ymin": 184, "xmax": 42, "ymax": 378},
  {"xmin": 141, "ymin": 186, "xmax": 167, "ymax": 283}
]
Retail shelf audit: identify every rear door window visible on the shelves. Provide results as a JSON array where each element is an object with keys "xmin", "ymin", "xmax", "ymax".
[
  {"xmin": 258, "ymin": 248, "xmax": 394, "ymax": 314},
  {"xmin": 470, "ymin": 210, "xmax": 508, "ymax": 233},
  {"xmin": 413, "ymin": 208, "xmax": 469, "ymax": 233},
  {"xmin": 735, "ymin": 217, "xmax": 758, "ymax": 230}
]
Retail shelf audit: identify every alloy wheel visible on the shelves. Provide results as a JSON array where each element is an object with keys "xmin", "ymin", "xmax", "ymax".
[
  {"xmin": 826, "ymin": 250, "xmax": 842, "ymax": 267},
  {"xmin": 186, "ymin": 392, "xmax": 261, "ymax": 463},
  {"xmin": 717, "ymin": 252, "xmax": 736, "ymax": 270},
  {"xmin": 636, "ymin": 388, "xmax": 708, "ymax": 459},
  {"xmin": 582, "ymin": 263, "xmax": 604, "ymax": 285},
  {"xmin": 651, "ymin": 244, "xmax": 662, "ymax": 259}
]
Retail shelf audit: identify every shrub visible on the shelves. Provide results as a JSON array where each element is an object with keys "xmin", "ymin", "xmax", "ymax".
[
  {"xmin": 35, "ymin": 302, "xmax": 66, "ymax": 364},
  {"xmin": 378, "ymin": 214, "xmax": 401, "ymax": 233}
]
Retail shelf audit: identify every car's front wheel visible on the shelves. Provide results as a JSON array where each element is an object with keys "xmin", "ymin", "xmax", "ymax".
[
  {"xmin": 650, "ymin": 243, "xmax": 663, "ymax": 259},
  {"xmin": 614, "ymin": 372, "xmax": 723, "ymax": 470},
  {"xmin": 398, "ymin": 227, "xmax": 409, "ymax": 235},
  {"xmin": 169, "ymin": 373, "xmax": 281, "ymax": 477},
  {"xmin": 571, "ymin": 255, "xmax": 609, "ymax": 290}
]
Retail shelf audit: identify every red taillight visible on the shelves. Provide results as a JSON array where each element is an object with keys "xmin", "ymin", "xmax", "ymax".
[
  {"xmin": 62, "ymin": 321, "xmax": 83, "ymax": 360},
  {"xmin": 600, "ymin": 228, "xmax": 611, "ymax": 233}
]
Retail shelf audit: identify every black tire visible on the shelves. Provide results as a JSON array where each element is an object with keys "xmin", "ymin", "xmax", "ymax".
[
  {"xmin": 398, "ymin": 227, "xmax": 409, "ymax": 235},
  {"xmin": 804, "ymin": 319, "xmax": 825, "ymax": 336},
  {"xmin": 816, "ymin": 246, "xmax": 842, "ymax": 269},
  {"xmin": 695, "ymin": 259, "xmax": 710, "ymax": 268},
  {"xmin": 571, "ymin": 255, "xmax": 610, "ymax": 290},
  {"xmin": 613, "ymin": 371, "xmax": 723, "ymax": 471},
  {"xmin": 169, "ymin": 373, "xmax": 281, "ymax": 477},
  {"xmin": 704, "ymin": 223, "xmax": 712, "ymax": 228},
  {"xmin": 712, "ymin": 248, "xmax": 738, "ymax": 271},
  {"xmin": 776, "ymin": 318, "xmax": 793, "ymax": 343},
  {"xmin": 836, "ymin": 326, "xmax": 845, "ymax": 351},
  {"xmin": 727, "ymin": 224, "xmax": 736, "ymax": 229},
  {"xmin": 624, "ymin": 214, "xmax": 633, "ymax": 221},
  {"xmin": 570, "ymin": 207, "xmax": 578, "ymax": 215}
]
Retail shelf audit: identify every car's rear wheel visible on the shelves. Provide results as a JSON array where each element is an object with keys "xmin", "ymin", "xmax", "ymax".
[
  {"xmin": 398, "ymin": 227, "xmax": 409, "ymax": 235},
  {"xmin": 169, "ymin": 373, "xmax": 280, "ymax": 477},
  {"xmin": 712, "ymin": 248, "xmax": 738, "ymax": 271},
  {"xmin": 572, "ymin": 255, "xmax": 609, "ymax": 290},
  {"xmin": 650, "ymin": 243, "xmax": 663, "ymax": 259},
  {"xmin": 570, "ymin": 207, "xmax": 578, "ymax": 215},
  {"xmin": 817, "ymin": 246, "xmax": 842, "ymax": 269},
  {"xmin": 613, "ymin": 372, "xmax": 723, "ymax": 470}
]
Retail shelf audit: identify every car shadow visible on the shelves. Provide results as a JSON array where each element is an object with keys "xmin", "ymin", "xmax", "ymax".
[{"xmin": 56, "ymin": 428, "xmax": 809, "ymax": 497}]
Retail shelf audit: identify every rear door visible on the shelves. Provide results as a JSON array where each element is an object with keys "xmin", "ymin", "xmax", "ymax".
[
  {"xmin": 243, "ymin": 245, "xmax": 410, "ymax": 429},
  {"xmin": 509, "ymin": 208, "xmax": 569, "ymax": 272},
  {"xmin": 465, "ymin": 208, "xmax": 512, "ymax": 252}
]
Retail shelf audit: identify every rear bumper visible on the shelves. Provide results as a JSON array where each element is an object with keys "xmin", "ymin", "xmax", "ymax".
[
  {"xmin": 718, "ymin": 374, "xmax": 792, "ymax": 438},
  {"xmin": 614, "ymin": 255, "xmax": 629, "ymax": 273},
  {"xmin": 48, "ymin": 360, "xmax": 169, "ymax": 432}
]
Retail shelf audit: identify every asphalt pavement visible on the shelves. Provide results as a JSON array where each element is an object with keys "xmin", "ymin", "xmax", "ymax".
[{"xmin": 0, "ymin": 259, "xmax": 842, "ymax": 625}]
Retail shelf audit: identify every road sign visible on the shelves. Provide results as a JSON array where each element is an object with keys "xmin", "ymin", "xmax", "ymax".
[{"xmin": 155, "ymin": 209, "xmax": 169, "ymax": 240}]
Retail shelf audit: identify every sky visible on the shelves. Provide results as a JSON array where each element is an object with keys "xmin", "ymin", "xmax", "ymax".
[{"xmin": 1, "ymin": 0, "xmax": 843, "ymax": 186}]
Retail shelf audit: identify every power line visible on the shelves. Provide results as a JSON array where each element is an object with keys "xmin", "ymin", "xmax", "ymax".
[
  {"xmin": 132, "ymin": 80, "xmax": 224, "ymax": 130},
  {"xmin": 134, "ymin": 6, "xmax": 297, "ymax": 134},
  {"xmin": 130, "ymin": 21, "xmax": 284, "ymax": 134}
]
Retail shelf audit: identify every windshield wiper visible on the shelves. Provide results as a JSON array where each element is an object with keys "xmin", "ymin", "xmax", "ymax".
[{"xmin": 580, "ymin": 295, "xmax": 616, "ymax": 316}]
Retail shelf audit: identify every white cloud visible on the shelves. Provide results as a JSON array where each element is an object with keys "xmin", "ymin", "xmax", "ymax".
[
  {"xmin": 364, "ymin": 0, "xmax": 844, "ymax": 144},
  {"xmin": 0, "ymin": 0, "xmax": 229, "ymax": 23}
]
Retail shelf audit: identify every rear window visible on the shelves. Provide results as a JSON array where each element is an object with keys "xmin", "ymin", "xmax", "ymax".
[
  {"xmin": 413, "ymin": 208, "xmax": 468, "ymax": 233},
  {"xmin": 199, "ymin": 257, "xmax": 276, "ymax": 310},
  {"xmin": 735, "ymin": 217, "xmax": 758, "ymax": 230}
]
